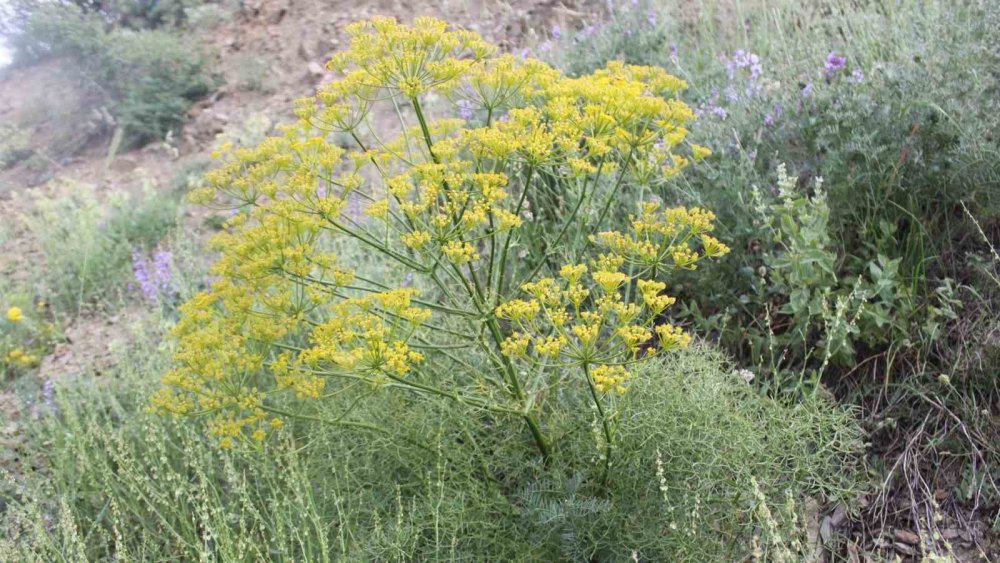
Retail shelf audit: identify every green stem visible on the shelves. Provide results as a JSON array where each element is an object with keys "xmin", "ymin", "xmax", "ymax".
[
  {"xmin": 583, "ymin": 362, "xmax": 614, "ymax": 486},
  {"xmin": 261, "ymin": 405, "xmax": 433, "ymax": 452},
  {"xmin": 590, "ymin": 147, "xmax": 635, "ymax": 238},
  {"xmin": 495, "ymin": 164, "xmax": 535, "ymax": 301},
  {"xmin": 411, "ymin": 96, "xmax": 439, "ymax": 164},
  {"xmin": 481, "ymin": 312, "xmax": 551, "ymax": 463},
  {"xmin": 405, "ymin": 106, "xmax": 551, "ymax": 461}
]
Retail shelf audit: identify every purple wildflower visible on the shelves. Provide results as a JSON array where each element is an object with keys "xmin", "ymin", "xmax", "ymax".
[
  {"xmin": 711, "ymin": 105, "xmax": 728, "ymax": 119},
  {"xmin": 581, "ymin": 25, "xmax": 598, "ymax": 38},
  {"xmin": 132, "ymin": 246, "xmax": 175, "ymax": 305},
  {"xmin": 132, "ymin": 249, "xmax": 158, "ymax": 303},
  {"xmin": 457, "ymin": 99, "xmax": 475, "ymax": 121},
  {"xmin": 539, "ymin": 40, "xmax": 553, "ymax": 53},
  {"xmin": 647, "ymin": 9, "xmax": 657, "ymax": 26},
  {"xmin": 801, "ymin": 83, "xmax": 814, "ymax": 98},
  {"xmin": 519, "ymin": 47, "xmax": 530, "ymax": 59},
  {"xmin": 42, "ymin": 378, "xmax": 58, "ymax": 414},
  {"xmin": 551, "ymin": 25, "xmax": 562, "ymax": 40},
  {"xmin": 824, "ymin": 52, "xmax": 847, "ymax": 77},
  {"xmin": 153, "ymin": 249, "xmax": 172, "ymax": 290},
  {"xmin": 765, "ymin": 104, "xmax": 785, "ymax": 127},
  {"xmin": 848, "ymin": 69, "xmax": 865, "ymax": 84},
  {"xmin": 722, "ymin": 49, "xmax": 764, "ymax": 99},
  {"xmin": 724, "ymin": 85, "xmax": 739, "ymax": 104}
]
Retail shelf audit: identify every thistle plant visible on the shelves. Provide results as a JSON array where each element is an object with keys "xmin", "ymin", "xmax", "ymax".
[{"xmin": 151, "ymin": 17, "xmax": 728, "ymax": 477}]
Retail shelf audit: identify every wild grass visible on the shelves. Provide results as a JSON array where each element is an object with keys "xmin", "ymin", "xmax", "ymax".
[
  {"xmin": 16, "ymin": 179, "xmax": 183, "ymax": 315},
  {"xmin": 552, "ymin": 0, "xmax": 1000, "ymax": 555},
  {"xmin": 0, "ymin": 1, "xmax": 996, "ymax": 559},
  {"xmin": 0, "ymin": 319, "xmax": 863, "ymax": 561}
]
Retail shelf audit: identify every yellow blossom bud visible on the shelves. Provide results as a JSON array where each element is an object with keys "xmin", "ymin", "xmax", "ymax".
[
  {"xmin": 6, "ymin": 307, "xmax": 23, "ymax": 323},
  {"xmin": 365, "ymin": 199, "xmax": 390, "ymax": 219},
  {"xmin": 496, "ymin": 299, "xmax": 541, "ymax": 323},
  {"xmin": 592, "ymin": 271, "xmax": 628, "ymax": 293},
  {"xmin": 501, "ymin": 332, "xmax": 531, "ymax": 358},
  {"xmin": 590, "ymin": 364, "xmax": 631, "ymax": 394},
  {"xmin": 655, "ymin": 323, "xmax": 692, "ymax": 351},
  {"xmin": 442, "ymin": 240, "xmax": 480, "ymax": 264}
]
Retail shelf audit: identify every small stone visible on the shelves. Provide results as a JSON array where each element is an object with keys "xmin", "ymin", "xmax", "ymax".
[
  {"xmin": 267, "ymin": 7, "xmax": 287, "ymax": 25},
  {"xmin": 892, "ymin": 528, "xmax": 920, "ymax": 545},
  {"xmin": 892, "ymin": 542, "xmax": 916, "ymax": 556},
  {"xmin": 298, "ymin": 42, "xmax": 315, "ymax": 61},
  {"xmin": 941, "ymin": 528, "xmax": 962, "ymax": 540},
  {"xmin": 307, "ymin": 61, "xmax": 325, "ymax": 77},
  {"xmin": 829, "ymin": 505, "xmax": 848, "ymax": 527}
]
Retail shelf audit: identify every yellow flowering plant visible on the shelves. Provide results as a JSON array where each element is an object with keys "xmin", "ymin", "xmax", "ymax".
[
  {"xmin": 152, "ymin": 17, "xmax": 728, "ymax": 478},
  {"xmin": 1, "ymin": 302, "xmax": 60, "ymax": 378}
]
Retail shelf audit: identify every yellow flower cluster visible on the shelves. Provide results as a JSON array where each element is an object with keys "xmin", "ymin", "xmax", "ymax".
[
  {"xmin": 4, "ymin": 348, "xmax": 38, "ymax": 367},
  {"xmin": 328, "ymin": 17, "xmax": 495, "ymax": 98},
  {"xmin": 153, "ymin": 17, "xmax": 725, "ymax": 448},
  {"xmin": 496, "ymin": 260, "xmax": 696, "ymax": 394},
  {"xmin": 593, "ymin": 202, "xmax": 730, "ymax": 275},
  {"xmin": 6, "ymin": 307, "xmax": 22, "ymax": 323},
  {"xmin": 296, "ymin": 288, "xmax": 429, "ymax": 379}
]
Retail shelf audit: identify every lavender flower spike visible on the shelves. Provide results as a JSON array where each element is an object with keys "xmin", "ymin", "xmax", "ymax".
[{"xmin": 824, "ymin": 52, "xmax": 847, "ymax": 77}]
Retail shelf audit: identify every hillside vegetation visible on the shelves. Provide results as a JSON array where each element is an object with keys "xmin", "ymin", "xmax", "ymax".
[{"xmin": 0, "ymin": 0, "xmax": 997, "ymax": 560}]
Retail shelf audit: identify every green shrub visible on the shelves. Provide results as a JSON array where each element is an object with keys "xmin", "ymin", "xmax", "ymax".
[
  {"xmin": 3, "ymin": 0, "xmax": 206, "ymax": 34},
  {"xmin": 548, "ymin": 0, "xmax": 674, "ymax": 77},
  {"xmin": 109, "ymin": 32, "xmax": 214, "ymax": 144},
  {"xmin": 12, "ymin": 4, "xmax": 213, "ymax": 145},
  {"xmin": 552, "ymin": 0, "xmax": 1000, "ymax": 388},
  {"xmin": 0, "ymin": 330, "xmax": 863, "ymax": 560},
  {"xmin": 0, "ymin": 126, "xmax": 33, "ymax": 171},
  {"xmin": 551, "ymin": 0, "xmax": 1000, "ymax": 551},
  {"xmin": 18, "ymin": 180, "xmax": 181, "ymax": 314},
  {"xmin": 0, "ymin": 291, "xmax": 62, "ymax": 378}
]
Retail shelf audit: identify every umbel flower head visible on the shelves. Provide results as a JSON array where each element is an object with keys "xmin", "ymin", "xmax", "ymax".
[{"xmin": 152, "ymin": 17, "xmax": 726, "ymax": 456}]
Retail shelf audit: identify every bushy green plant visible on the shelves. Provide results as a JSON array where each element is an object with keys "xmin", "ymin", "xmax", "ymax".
[
  {"xmin": 548, "ymin": 0, "xmax": 673, "ymax": 77},
  {"xmin": 18, "ymin": 180, "xmax": 181, "ymax": 314},
  {"xmin": 552, "ymin": 0, "xmax": 1000, "ymax": 553},
  {"xmin": 0, "ymin": 323, "xmax": 863, "ymax": 560},
  {"xmin": 185, "ymin": 1, "xmax": 238, "ymax": 30},
  {"xmin": 12, "ymin": 4, "xmax": 213, "ymax": 145},
  {"xmin": 110, "ymin": 31, "xmax": 214, "ymax": 143},
  {"xmin": 553, "ymin": 0, "xmax": 999, "ymax": 387},
  {"xmin": 2, "ymin": 0, "xmax": 208, "ymax": 34},
  {"xmin": 0, "ymin": 125, "xmax": 33, "ymax": 171},
  {"xmin": 0, "ymin": 295, "xmax": 61, "ymax": 378},
  {"xmin": 152, "ymin": 18, "xmax": 725, "ymax": 480}
]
